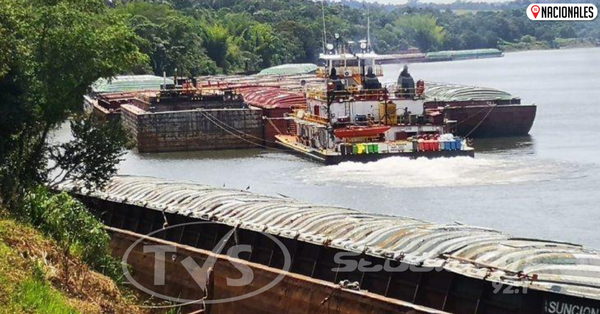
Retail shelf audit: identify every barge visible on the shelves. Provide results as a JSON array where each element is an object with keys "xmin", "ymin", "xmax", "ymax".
[
  {"xmin": 237, "ymin": 86, "xmax": 306, "ymax": 147},
  {"xmin": 86, "ymin": 74, "xmax": 308, "ymax": 152},
  {"xmin": 424, "ymin": 49, "xmax": 504, "ymax": 62},
  {"xmin": 423, "ymin": 82, "xmax": 537, "ymax": 137},
  {"xmin": 119, "ymin": 81, "xmax": 264, "ymax": 153},
  {"xmin": 60, "ymin": 176, "xmax": 600, "ymax": 314}
]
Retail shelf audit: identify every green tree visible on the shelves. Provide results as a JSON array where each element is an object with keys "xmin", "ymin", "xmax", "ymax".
[
  {"xmin": 0, "ymin": 0, "xmax": 145, "ymax": 210},
  {"xmin": 204, "ymin": 24, "xmax": 233, "ymax": 72},
  {"xmin": 48, "ymin": 116, "xmax": 132, "ymax": 189},
  {"xmin": 21, "ymin": 187, "xmax": 122, "ymax": 283},
  {"xmin": 394, "ymin": 14, "xmax": 446, "ymax": 52},
  {"xmin": 116, "ymin": 1, "xmax": 218, "ymax": 76}
]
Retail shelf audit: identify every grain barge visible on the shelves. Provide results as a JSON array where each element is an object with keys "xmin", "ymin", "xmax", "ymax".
[
  {"xmin": 84, "ymin": 73, "xmax": 310, "ymax": 152},
  {"xmin": 423, "ymin": 82, "xmax": 537, "ymax": 137},
  {"xmin": 119, "ymin": 82, "xmax": 265, "ymax": 153},
  {"xmin": 60, "ymin": 176, "xmax": 600, "ymax": 314}
]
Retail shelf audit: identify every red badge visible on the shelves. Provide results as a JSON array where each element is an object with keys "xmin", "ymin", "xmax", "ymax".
[{"xmin": 531, "ymin": 5, "xmax": 540, "ymax": 18}]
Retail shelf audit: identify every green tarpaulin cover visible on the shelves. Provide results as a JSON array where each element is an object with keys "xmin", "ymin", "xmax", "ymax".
[
  {"xmin": 425, "ymin": 82, "xmax": 514, "ymax": 102},
  {"xmin": 92, "ymin": 75, "xmax": 173, "ymax": 93},
  {"xmin": 258, "ymin": 63, "xmax": 318, "ymax": 76},
  {"xmin": 426, "ymin": 49, "xmax": 503, "ymax": 60}
]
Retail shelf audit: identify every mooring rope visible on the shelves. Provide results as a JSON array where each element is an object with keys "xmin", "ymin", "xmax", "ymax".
[
  {"xmin": 200, "ymin": 110, "xmax": 270, "ymax": 143},
  {"xmin": 198, "ymin": 110, "xmax": 287, "ymax": 151},
  {"xmin": 265, "ymin": 116, "xmax": 284, "ymax": 135},
  {"xmin": 443, "ymin": 104, "xmax": 494, "ymax": 133},
  {"xmin": 464, "ymin": 104, "xmax": 497, "ymax": 138},
  {"xmin": 198, "ymin": 110, "xmax": 269, "ymax": 148}
]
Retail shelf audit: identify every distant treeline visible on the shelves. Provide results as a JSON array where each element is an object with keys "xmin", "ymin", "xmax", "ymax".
[{"xmin": 109, "ymin": 0, "xmax": 600, "ymax": 75}]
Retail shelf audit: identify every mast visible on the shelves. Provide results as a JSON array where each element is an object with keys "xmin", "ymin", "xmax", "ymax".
[
  {"xmin": 366, "ymin": 6, "xmax": 371, "ymax": 52},
  {"xmin": 321, "ymin": 0, "xmax": 327, "ymax": 53}
]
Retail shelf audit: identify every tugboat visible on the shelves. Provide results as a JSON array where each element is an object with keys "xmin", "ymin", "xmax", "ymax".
[{"xmin": 275, "ymin": 37, "xmax": 474, "ymax": 165}]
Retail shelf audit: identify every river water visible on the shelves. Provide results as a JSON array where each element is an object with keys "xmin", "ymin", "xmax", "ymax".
[{"xmin": 108, "ymin": 48, "xmax": 600, "ymax": 248}]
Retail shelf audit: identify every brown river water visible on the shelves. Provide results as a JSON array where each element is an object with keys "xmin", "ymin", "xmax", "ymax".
[{"xmin": 55, "ymin": 47, "xmax": 600, "ymax": 249}]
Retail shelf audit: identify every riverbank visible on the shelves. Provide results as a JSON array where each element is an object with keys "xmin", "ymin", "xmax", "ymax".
[
  {"xmin": 0, "ymin": 217, "xmax": 148, "ymax": 314},
  {"xmin": 380, "ymin": 39, "xmax": 597, "ymax": 64},
  {"xmin": 500, "ymin": 37, "xmax": 597, "ymax": 52}
]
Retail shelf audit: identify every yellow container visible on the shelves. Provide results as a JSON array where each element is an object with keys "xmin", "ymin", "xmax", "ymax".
[
  {"xmin": 379, "ymin": 102, "xmax": 397, "ymax": 125},
  {"xmin": 357, "ymin": 143, "xmax": 366, "ymax": 154}
]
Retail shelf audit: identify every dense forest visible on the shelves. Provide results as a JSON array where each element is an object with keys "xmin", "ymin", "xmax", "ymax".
[{"xmin": 106, "ymin": 0, "xmax": 599, "ymax": 76}]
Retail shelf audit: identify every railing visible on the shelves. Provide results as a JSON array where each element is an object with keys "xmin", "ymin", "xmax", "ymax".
[
  {"xmin": 316, "ymin": 65, "xmax": 383, "ymax": 79},
  {"xmin": 286, "ymin": 110, "xmax": 329, "ymax": 125},
  {"xmin": 306, "ymin": 88, "xmax": 389, "ymax": 102}
]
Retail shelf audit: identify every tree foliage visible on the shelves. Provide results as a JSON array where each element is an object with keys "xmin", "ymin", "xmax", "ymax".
[
  {"xmin": 49, "ymin": 116, "xmax": 132, "ymax": 190},
  {"xmin": 394, "ymin": 14, "xmax": 445, "ymax": 52},
  {"xmin": 117, "ymin": 1, "xmax": 218, "ymax": 75},
  {"xmin": 0, "ymin": 0, "xmax": 145, "ymax": 210},
  {"xmin": 21, "ymin": 187, "xmax": 122, "ymax": 282},
  {"xmin": 113, "ymin": 0, "xmax": 599, "ymax": 75}
]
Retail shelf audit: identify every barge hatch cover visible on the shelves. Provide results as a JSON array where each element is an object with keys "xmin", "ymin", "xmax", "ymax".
[{"xmin": 58, "ymin": 176, "xmax": 600, "ymax": 313}]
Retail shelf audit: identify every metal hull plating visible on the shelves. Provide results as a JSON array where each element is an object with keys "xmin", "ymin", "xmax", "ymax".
[
  {"xmin": 61, "ymin": 176, "xmax": 600, "ymax": 314},
  {"xmin": 108, "ymin": 227, "xmax": 444, "ymax": 314},
  {"xmin": 444, "ymin": 105, "xmax": 537, "ymax": 138}
]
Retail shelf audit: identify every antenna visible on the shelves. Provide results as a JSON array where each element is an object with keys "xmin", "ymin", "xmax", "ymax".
[
  {"xmin": 366, "ymin": 5, "xmax": 371, "ymax": 52},
  {"xmin": 321, "ymin": 0, "xmax": 327, "ymax": 53}
]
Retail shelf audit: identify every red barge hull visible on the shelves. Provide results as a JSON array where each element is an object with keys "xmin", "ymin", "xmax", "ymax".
[
  {"xmin": 443, "ymin": 104, "xmax": 537, "ymax": 137},
  {"xmin": 422, "ymin": 83, "xmax": 537, "ymax": 138}
]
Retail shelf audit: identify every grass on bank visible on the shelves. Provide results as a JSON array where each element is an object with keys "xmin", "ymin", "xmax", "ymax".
[{"xmin": 0, "ymin": 217, "xmax": 147, "ymax": 314}]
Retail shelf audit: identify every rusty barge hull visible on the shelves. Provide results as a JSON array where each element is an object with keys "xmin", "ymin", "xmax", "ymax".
[
  {"xmin": 441, "ymin": 104, "xmax": 537, "ymax": 138},
  {"xmin": 424, "ymin": 83, "xmax": 537, "ymax": 138},
  {"xmin": 109, "ymin": 227, "xmax": 443, "ymax": 314},
  {"xmin": 87, "ymin": 85, "xmax": 306, "ymax": 152},
  {"xmin": 60, "ymin": 176, "xmax": 600, "ymax": 314}
]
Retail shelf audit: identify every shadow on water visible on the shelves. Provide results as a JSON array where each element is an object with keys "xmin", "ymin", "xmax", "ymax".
[
  {"xmin": 471, "ymin": 135, "xmax": 535, "ymax": 155},
  {"xmin": 132, "ymin": 148, "xmax": 269, "ymax": 161}
]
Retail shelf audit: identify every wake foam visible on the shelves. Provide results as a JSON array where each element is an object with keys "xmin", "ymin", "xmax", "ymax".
[{"xmin": 298, "ymin": 156, "xmax": 573, "ymax": 188}]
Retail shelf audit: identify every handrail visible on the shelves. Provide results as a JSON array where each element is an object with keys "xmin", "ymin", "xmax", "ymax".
[
  {"xmin": 302, "ymin": 113, "xmax": 328, "ymax": 124},
  {"xmin": 316, "ymin": 65, "xmax": 384, "ymax": 78},
  {"xmin": 306, "ymin": 88, "xmax": 389, "ymax": 101}
]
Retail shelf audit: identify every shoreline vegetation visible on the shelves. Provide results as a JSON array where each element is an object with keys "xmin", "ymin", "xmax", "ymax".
[
  {"xmin": 0, "ymin": 0, "xmax": 170, "ymax": 311},
  {"xmin": 0, "ymin": 215, "xmax": 146, "ymax": 314},
  {"xmin": 500, "ymin": 37, "xmax": 598, "ymax": 52},
  {"xmin": 0, "ymin": 195, "xmax": 179, "ymax": 314},
  {"xmin": 103, "ymin": 0, "xmax": 599, "ymax": 76}
]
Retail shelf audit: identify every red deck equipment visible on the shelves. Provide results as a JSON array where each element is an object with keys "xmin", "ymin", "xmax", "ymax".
[
  {"xmin": 238, "ymin": 87, "xmax": 306, "ymax": 146},
  {"xmin": 334, "ymin": 126, "xmax": 391, "ymax": 139}
]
